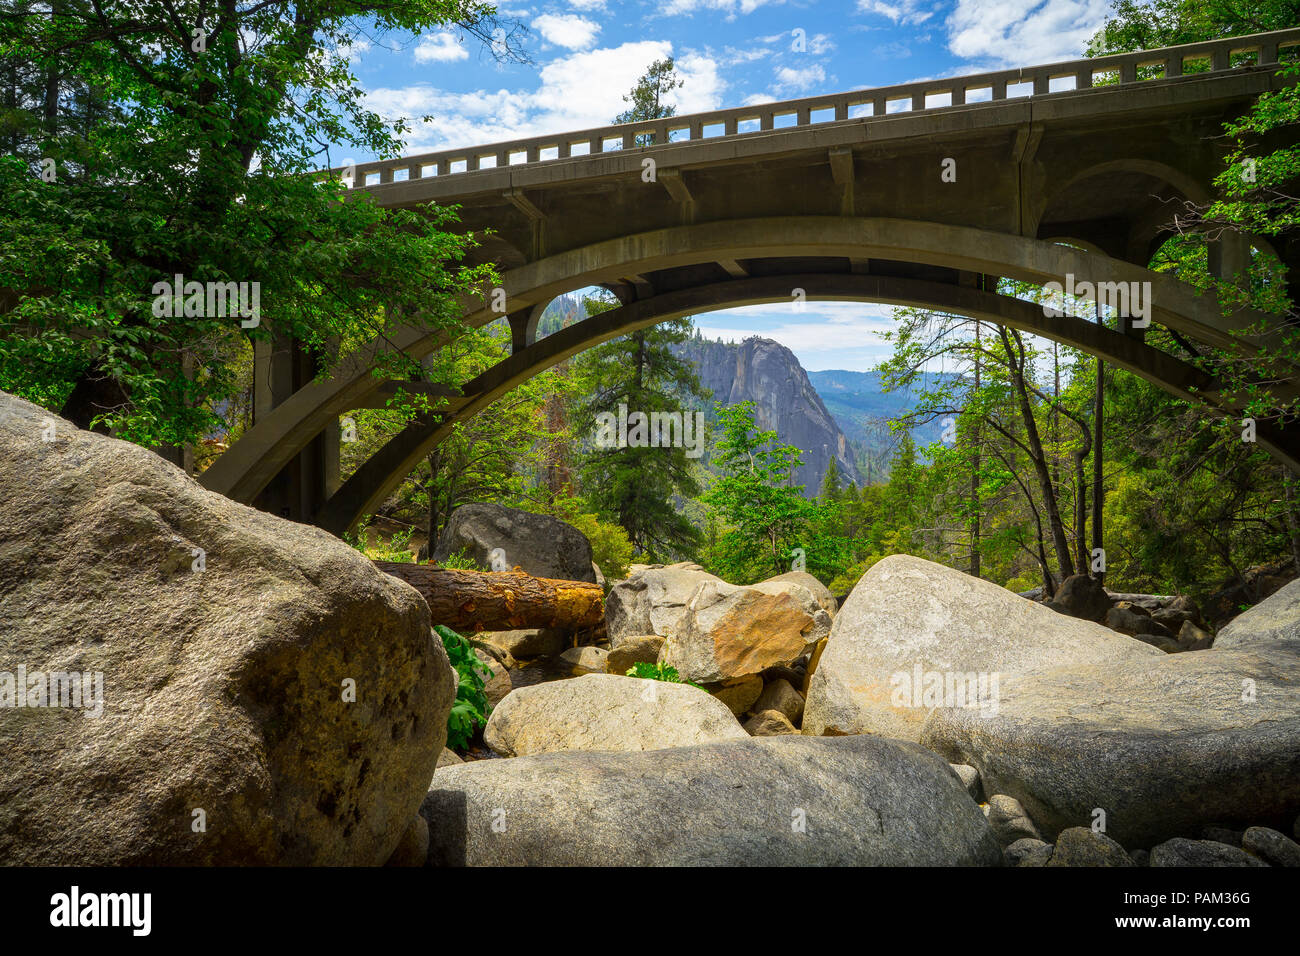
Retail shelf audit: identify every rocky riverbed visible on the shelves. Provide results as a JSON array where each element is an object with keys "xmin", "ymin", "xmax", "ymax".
[{"xmin": 2, "ymin": 390, "xmax": 1298, "ymax": 867}]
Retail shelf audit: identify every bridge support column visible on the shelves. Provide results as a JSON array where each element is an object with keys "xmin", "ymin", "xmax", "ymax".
[
  {"xmin": 252, "ymin": 332, "xmax": 340, "ymax": 523},
  {"xmin": 1208, "ymin": 232, "xmax": 1251, "ymax": 288},
  {"xmin": 508, "ymin": 304, "xmax": 547, "ymax": 355}
]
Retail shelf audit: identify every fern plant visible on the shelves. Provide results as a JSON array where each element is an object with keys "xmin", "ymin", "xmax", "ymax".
[
  {"xmin": 625, "ymin": 661, "xmax": 705, "ymax": 690},
  {"xmin": 434, "ymin": 625, "xmax": 495, "ymax": 750}
]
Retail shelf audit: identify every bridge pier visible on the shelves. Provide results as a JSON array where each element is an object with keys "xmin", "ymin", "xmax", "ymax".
[
  {"xmin": 252, "ymin": 333, "xmax": 340, "ymax": 523},
  {"xmin": 1208, "ymin": 232, "xmax": 1252, "ymax": 288}
]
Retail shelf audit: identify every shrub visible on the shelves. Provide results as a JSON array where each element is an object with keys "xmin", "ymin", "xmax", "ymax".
[{"xmin": 434, "ymin": 625, "xmax": 494, "ymax": 750}]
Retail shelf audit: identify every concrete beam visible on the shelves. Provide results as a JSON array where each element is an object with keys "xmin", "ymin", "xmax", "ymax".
[
  {"xmin": 659, "ymin": 169, "xmax": 695, "ymax": 224},
  {"xmin": 829, "ymin": 146, "xmax": 855, "ymax": 216}
]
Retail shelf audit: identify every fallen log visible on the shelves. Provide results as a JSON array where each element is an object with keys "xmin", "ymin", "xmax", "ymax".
[{"xmin": 374, "ymin": 562, "xmax": 605, "ymax": 633}]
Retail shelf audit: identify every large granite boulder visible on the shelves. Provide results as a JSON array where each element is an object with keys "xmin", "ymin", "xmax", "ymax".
[
  {"xmin": 433, "ymin": 503, "xmax": 595, "ymax": 583},
  {"xmin": 0, "ymin": 392, "xmax": 452, "ymax": 865},
  {"xmin": 1216, "ymin": 578, "xmax": 1300, "ymax": 649},
  {"xmin": 421, "ymin": 735, "xmax": 1003, "ymax": 866},
  {"xmin": 662, "ymin": 579, "xmax": 832, "ymax": 684},
  {"xmin": 803, "ymin": 555, "xmax": 1160, "ymax": 739},
  {"xmin": 483, "ymin": 674, "xmax": 747, "ymax": 756},
  {"xmin": 922, "ymin": 644, "xmax": 1300, "ymax": 847},
  {"xmin": 604, "ymin": 562, "xmax": 721, "ymax": 647}
]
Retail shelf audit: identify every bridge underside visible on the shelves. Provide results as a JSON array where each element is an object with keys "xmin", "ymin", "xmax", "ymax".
[{"xmin": 192, "ymin": 45, "xmax": 1300, "ymax": 534}]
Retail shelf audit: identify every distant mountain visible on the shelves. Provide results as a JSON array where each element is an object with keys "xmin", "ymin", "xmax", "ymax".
[
  {"xmin": 808, "ymin": 369, "xmax": 950, "ymax": 481},
  {"xmin": 673, "ymin": 336, "xmax": 862, "ymax": 496}
]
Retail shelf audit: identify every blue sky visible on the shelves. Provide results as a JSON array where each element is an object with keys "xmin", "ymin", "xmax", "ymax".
[{"xmin": 341, "ymin": 0, "xmax": 1114, "ymax": 371}]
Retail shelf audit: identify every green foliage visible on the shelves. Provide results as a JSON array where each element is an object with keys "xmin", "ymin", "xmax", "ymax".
[
  {"xmin": 0, "ymin": 1, "xmax": 506, "ymax": 445},
  {"xmin": 701, "ymin": 401, "xmax": 815, "ymax": 583},
  {"xmin": 437, "ymin": 548, "xmax": 487, "ymax": 571},
  {"xmin": 434, "ymin": 625, "xmax": 494, "ymax": 751},
  {"xmin": 549, "ymin": 501, "xmax": 635, "ymax": 580},
  {"xmin": 625, "ymin": 661, "xmax": 704, "ymax": 690}
]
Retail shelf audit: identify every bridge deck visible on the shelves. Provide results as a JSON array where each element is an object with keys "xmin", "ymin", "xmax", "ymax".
[{"xmin": 331, "ymin": 28, "xmax": 1300, "ymax": 201}]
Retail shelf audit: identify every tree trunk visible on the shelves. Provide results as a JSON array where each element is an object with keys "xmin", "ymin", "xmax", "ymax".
[
  {"xmin": 375, "ymin": 563, "xmax": 604, "ymax": 632},
  {"xmin": 1002, "ymin": 328, "xmax": 1075, "ymax": 580}
]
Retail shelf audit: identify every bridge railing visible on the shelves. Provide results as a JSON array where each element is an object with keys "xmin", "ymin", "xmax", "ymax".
[{"xmin": 333, "ymin": 28, "xmax": 1300, "ymax": 189}]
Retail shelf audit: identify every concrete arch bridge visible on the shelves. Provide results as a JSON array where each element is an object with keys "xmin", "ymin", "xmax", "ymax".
[{"xmin": 194, "ymin": 28, "xmax": 1300, "ymax": 535}]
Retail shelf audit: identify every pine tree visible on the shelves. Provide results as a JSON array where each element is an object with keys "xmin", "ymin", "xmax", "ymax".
[
  {"xmin": 572, "ymin": 293, "xmax": 708, "ymax": 559},
  {"xmin": 568, "ymin": 59, "xmax": 708, "ymax": 559},
  {"xmin": 703, "ymin": 401, "xmax": 815, "ymax": 581}
]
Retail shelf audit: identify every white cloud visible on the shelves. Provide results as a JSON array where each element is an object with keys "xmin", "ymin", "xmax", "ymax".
[
  {"xmin": 772, "ymin": 63, "xmax": 826, "ymax": 95},
  {"xmin": 662, "ymin": 0, "xmax": 784, "ymax": 18},
  {"xmin": 945, "ymin": 0, "xmax": 1110, "ymax": 67},
  {"xmin": 856, "ymin": 0, "xmax": 933, "ymax": 26},
  {"xmin": 532, "ymin": 13, "xmax": 601, "ymax": 50},
  {"xmin": 367, "ymin": 42, "xmax": 726, "ymax": 153},
  {"xmin": 568, "ymin": 0, "xmax": 607, "ymax": 9},
  {"xmin": 721, "ymin": 45, "xmax": 775, "ymax": 66},
  {"xmin": 695, "ymin": 303, "xmax": 899, "ymax": 371},
  {"xmin": 414, "ymin": 32, "xmax": 468, "ymax": 63}
]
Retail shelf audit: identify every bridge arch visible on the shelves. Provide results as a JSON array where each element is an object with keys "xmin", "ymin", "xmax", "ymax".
[
  {"xmin": 198, "ymin": 217, "xmax": 1294, "ymax": 524},
  {"xmin": 313, "ymin": 271, "xmax": 1300, "ymax": 536}
]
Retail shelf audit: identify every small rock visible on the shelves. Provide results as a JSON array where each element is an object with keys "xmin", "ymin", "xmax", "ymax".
[
  {"xmin": 1167, "ymin": 594, "xmax": 1202, "ymax": 621},
  {"xmin": 560, "ymin": 645, "xmax": 608, "ymax": 674},
  {"xmin": 1178, "ymin": 620, "xmax": 1214, "ymax": 650},
  {"xmin": 1199, "ymin": 825, "xmax": 1243, "ymax": 848},
  {"xmin": 985, "ymin": 794, "xmax": 1043, "ymax": 847},
  {"xmin": 1242, "ymin": 826, "xmax": 1300, "ymax": 867},
  {"xmin": 752, "ymin": 678, "xmax": 805, "ymax": 724},
  {"xmin": 385, "ymin": 815, "xmax": 430, "ymax": 867},
  {"xmin": 744, "ymin": 709, "xmax": 798, "ymax": 736},
  {"xmin": 1046, "ymin": 828, "xmax": 1135, "ymax": 866},
  {"xmin": 1005, "ymin": 837, "xmax": 1051, "ymax": 865},
  {"xmin": 711, "ymin": 673, "xmax": 764, "ymax": 716},
  {"xmin": 1043, "ymin": 573, "xmax": 1111, "ymax": 621},
  {"xmin": 1105, "ymin": 604, "xmax": 1171, "ymax": 638},
  {"xmin": 1151, "ymin": 607, "xmax": 1192, "ymax": 631},
  {"xmin": 951, "ymin": 764, "xmax": 982, "ymax": 802},
  {"xmin": 605, "ymin": 634, "xmax": 664, "ymax": 674},
  {"xmin": 437, "ymin": 748, "xmax": 464, "ymax": 768},
  {"xmin": 1016, "ymin": 844, "xmax": 1056, "ymax": 867},
  {"xmin": 1150, "ymin": 838, "xmax": 1269, "ymax": 867},
  {"xmin": 475, "ymin": 648, "xmax": 513, "ymax": 708},
  {"xmin": 479, "ymin": 627, "xmax": 568, "ymax": 659},
  {"xmin": 1133, "ymin": 633, "xmax": 1182, "ymax": 653}
]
